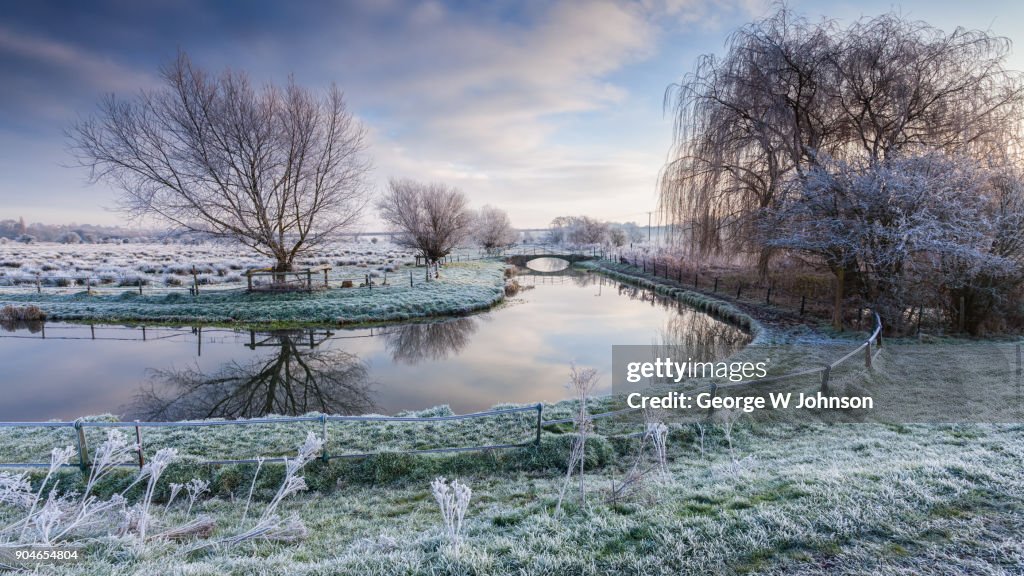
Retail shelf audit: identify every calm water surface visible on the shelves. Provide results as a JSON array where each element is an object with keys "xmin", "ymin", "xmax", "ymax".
[{"xmin": 0, "ymin": 267, "xmax": 749, "ymax": 421}]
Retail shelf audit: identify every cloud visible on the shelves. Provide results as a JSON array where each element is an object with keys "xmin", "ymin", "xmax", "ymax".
[{"xmin": 0, "ymin": 25, "xmax": 154, "ymax": 123}]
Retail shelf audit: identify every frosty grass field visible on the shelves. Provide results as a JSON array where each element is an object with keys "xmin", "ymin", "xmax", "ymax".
[
  {"xmin": 0, "ymin": 244, "xmax": 1020, "ymax": 575},
  {"xmin": 0, "ymin": 241, "xmax": 506, "ymax": 325}
]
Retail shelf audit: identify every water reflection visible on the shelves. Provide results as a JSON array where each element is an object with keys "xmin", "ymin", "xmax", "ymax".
[
  {"xmin": 384, "ymin": 318, "xmax": 479, "ymax": 365},
  {"xmin": 127, "ymin": 330, "xmax": 376, "ymax": 420},
  {"xmin": 525, "ymin": 257, "xmax": 570, "ymax": 272},
  {"xmin": 0, "ymin": 319, "xmax": 44, "ymax": 334},
  {"xmin": 0, "ymin": 268, "xmax": 753, "ymax": 420}
]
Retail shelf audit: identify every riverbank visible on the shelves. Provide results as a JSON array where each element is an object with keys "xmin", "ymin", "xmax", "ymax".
[{"xmin": 0, "ymin": 261, "xmax": 507, "ymax": 327}]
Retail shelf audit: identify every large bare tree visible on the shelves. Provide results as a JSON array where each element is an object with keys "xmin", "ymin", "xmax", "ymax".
[
  {"xmin": 377, "ymin": 179, "xmax": 473, "ymax": 279},
  {"xmin": 70, "ymin": 52, "xmax": 371, "ymax": 273}
]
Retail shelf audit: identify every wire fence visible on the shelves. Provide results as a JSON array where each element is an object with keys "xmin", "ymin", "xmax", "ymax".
[
  {"xmin": 612, "ymin": 251, "xmax": 880, "ymax": 330},
  {"xmin": 0, "ymin": 252, "xmax": 497, "ymax": 297}
]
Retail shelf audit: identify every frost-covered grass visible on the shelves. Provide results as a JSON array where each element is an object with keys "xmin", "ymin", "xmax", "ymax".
[
  {"xmin": 0, "ymin": 240, "xmax": 450, "ymax": 293},
  {"xmin": 2, "ymin": 419, "xmax": 1020, "ymax": 575},
  {"xmin": 0, "ymin": 261, "xmax": 506, "ymax": 326}
]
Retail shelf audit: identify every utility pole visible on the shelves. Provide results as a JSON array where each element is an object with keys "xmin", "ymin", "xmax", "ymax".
[{"xmin": 647, "ymin": 211, "xmax": 652, "ymax": 244}]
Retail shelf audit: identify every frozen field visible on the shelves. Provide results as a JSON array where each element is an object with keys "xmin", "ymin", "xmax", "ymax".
[{"xmin": 0, "ymin": 239, "xmax": 446, "ymax": 293}]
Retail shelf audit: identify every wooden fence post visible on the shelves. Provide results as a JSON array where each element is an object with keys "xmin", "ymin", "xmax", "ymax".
[
  {"xmin": 864, "ymin": 341, "xmax": 872, "ymax": 369},
  {"xmin": 36, "ymin": 273, "xmax": 40, "ymax": 293},
  {"xmin": 410, "ymin": 270, "xmax": 413, "ymax": 287},
  {"xmin": 138, "ymin": 278, "xmax": 143, "ymax": 295},
  {"xmin": 323, "ymin": 268, "xmax": 329, "ymax": 287},
  {"xmin": 135, "ymin": 422, "xmax": 145, "ymax": 469},
  {"xmin": 192, "ymin": 266, "xmax": 199, "ymax": 296},
  {"xmin": 713, "ymin": 277, "xmax": 718, "ymax": 293},
  {"xmin": 306, "ymin": 270, "xmax": 312, "ymax": 290},
  {"xmin": 75, "ymin": 421, "xmax": 89, "ymax": 471},
  {"xmin": 819, "ymin": 365, "xmax": 831, "ymax": 392},
  {"xmin": 736, "ymin": 283, "xmax": 742, "ymax": 299},
  {"xmin": 535, "ymin": 403, "xmax": 543, "ymax": 446},
  {"xmin": 321, "ymin": 414, "xmax": 329, "ymax": 463},
  {"xmin": 800, "ymin": 295, "xmax": 806, "ymax": 316}
]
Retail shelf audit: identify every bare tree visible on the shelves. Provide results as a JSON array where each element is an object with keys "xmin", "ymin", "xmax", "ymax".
[
  {"xmin": 473, "ymin": 205, "xmax": 516, "ymax": 253},
  {"xmin": 70, "ymin": 52, "xmax": 371, "ymax": 273},
  {"xmin": 377, "ymin": 179, "xmax": 473, "ymax": 280}
]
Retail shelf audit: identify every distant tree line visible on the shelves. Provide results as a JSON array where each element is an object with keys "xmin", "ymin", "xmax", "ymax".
[
  {"xmin": 546, "ymin": 216, "xmax": 644, "ymax": 247},
  {"xmin": 0, "ymin": 218, "xmax": 163, "ymax": 244}
]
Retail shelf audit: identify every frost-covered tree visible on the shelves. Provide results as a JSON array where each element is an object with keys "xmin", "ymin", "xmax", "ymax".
[
  {"xmin": 661, "ymin": 7, "xmax": 1024, "ymax": 267},
  {"xmin": 472, "ymin": 205, "xmax": 516, "ymax": 253},
  {"xmin": 547, "ymin": 215, "xmax": 610, "ymax": 246},
  {"xmin": 763, "ymin": 152, "xmax": 1024, "ymax": 333},
  {"xmin": 377, "ymin": 179, "xmax": 472, "ymax": 279},
  {"xmin": 70, "ymin": 51, "xmax": 371, "ymax": 274}
]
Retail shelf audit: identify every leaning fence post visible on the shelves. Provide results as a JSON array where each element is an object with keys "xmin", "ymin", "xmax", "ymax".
[
  {"xmin": 819, "ymin": 365, "xmax": 831, "ymax": 392},
  {"xmin": 135, "ymin": 421, "xmax": 144, "ymax": 469},
  {"xmin": 74, "ymin": 420, "xmax": 89, "ymax": 471},
  {"xmin": 535, "ymin": 403, "xmax": 543, "ymax": 446},
  {"xmin": 321, "ymin": 414, "xmax": 329, "ymax": 463}
]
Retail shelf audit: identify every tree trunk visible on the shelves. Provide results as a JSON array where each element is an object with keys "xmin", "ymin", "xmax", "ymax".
[
  {"xmin": 832, "ymin": 267, "xmax": 844, "ymax": 332},
  {"xmin": 273, "ymin": 259, "xmax": 293, "ymax": 284}
]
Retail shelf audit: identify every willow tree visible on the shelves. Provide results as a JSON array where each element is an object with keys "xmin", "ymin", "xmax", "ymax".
[
  {"xmin": 661, "ymin": 7, "xmax": 1024, "ymax": 329},
  {"xmin": 660, "ymin": 7, "xmax": 1024, "ymax": 266},
  {"xmin": 70, "ymin": 52, "xmax": 371, "ymax": 273}
]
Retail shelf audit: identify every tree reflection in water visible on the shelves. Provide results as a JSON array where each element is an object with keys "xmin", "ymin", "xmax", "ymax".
[
  {"xmin": 384, "ymin": 317, "xmax": 479, "ymax": 365},
  {"xmin": 128, "ymin": 330, "xmax": 375, "ymax": 420}
]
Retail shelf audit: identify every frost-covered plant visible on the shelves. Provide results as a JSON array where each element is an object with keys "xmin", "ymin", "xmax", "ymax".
[
  {"xmin": 84, "ymin": 429, "xmax": 138, "ymax": 500},
  {"xmin": 716, "ymin": 408, "xmax": 742, "ymax": 464},
  {"xmin": 260, "ymin": 433, "xmax": 321, "ymax": 522},
  {"xmin": 0, "ymin": 472, "xmax": 32, "ymax": 508},
  {"xmin": 240, "ymin": 457, "xmax": 265, "ymax": 525},
  {"xmin": 135, "ymin": 448, "xmax": 177, "ymax": 544},
  {"xmin": 19, "ymin": 446, "xmax": 74, "ymax": 540},
  {"xmin": 165, "ymin": 482, "xmax": 184, "ymax": 511},
  {"xmin": 695, "ymin": 421, "xmax": 707, "ymax": 457},
  {"xmin": 185, "ymin": 478, "xmax": 209, "ymax": 517},
  {"xmin": 555, "ymin": 364, "xmax": 599, "ymax": 515},
  {"xmin": 646, "ymin": 421, "xmax": 669, "ymax": 477},
  {"xmin": 430, "ymin": 477, "xmax": 471, "ymax": 552}
]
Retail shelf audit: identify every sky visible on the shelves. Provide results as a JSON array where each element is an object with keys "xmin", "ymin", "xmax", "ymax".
[{"xmin": 2, "ymin": 0, "xmax": 1024, "ymax": 230}]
